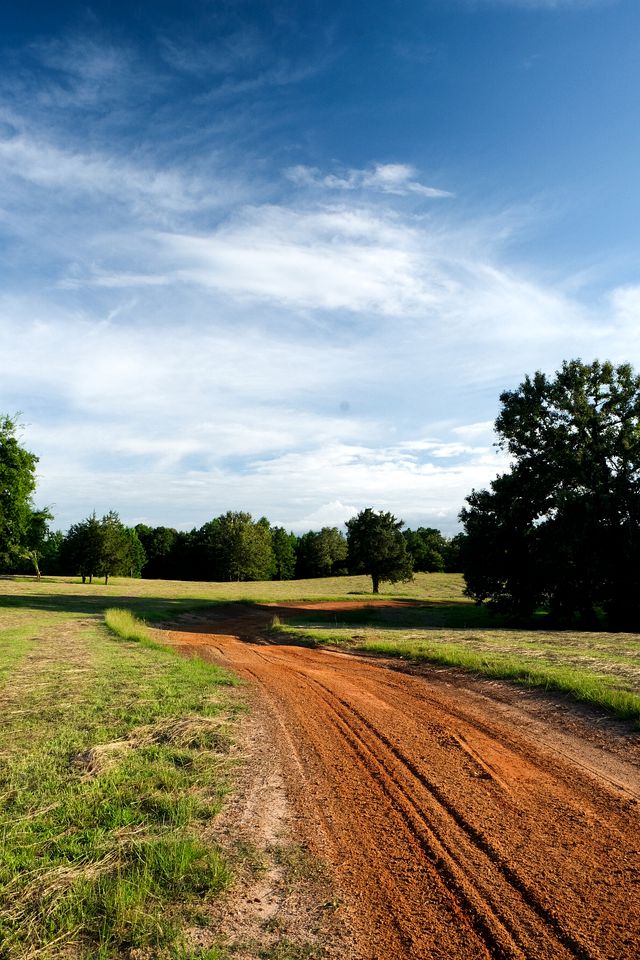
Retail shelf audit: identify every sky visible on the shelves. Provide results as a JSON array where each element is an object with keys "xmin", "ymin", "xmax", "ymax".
[{"xmin": 1, "ymin": 0, "xmax": 639, "ymax": 534}]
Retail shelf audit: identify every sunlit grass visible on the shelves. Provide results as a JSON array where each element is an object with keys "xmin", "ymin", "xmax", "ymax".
[
  {"xmin": 0, "ymin": 611, "xmax": 236, "ymax": 958},
  {"xmin": 104, "ymin": 605, "xmax": 155, "ymax": 643}
]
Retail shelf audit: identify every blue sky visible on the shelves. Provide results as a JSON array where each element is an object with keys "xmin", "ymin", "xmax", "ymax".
[{"xmin": 1, "ymin": 0, "xmax": 638, "ymax": 533}]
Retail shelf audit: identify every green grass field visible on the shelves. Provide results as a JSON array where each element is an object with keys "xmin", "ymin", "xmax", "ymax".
[
  {"xmin": 0, "ymin": 571, "xmax": 467, "ymax": 618},
  {"xmin": 0, "ymin": 596, "xmax": 237, "ymax": 959}
]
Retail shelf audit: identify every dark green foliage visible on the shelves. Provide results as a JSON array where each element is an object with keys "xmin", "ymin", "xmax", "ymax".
[
  {"xmin": 0, "ymin": 415, "xmax": 43, "ymax": 571},
  {"xmin": 346, "ymin": 508, "xmax": 413, "ymax": 593},
  {"xmin": 296, "ymin": 526, "xmax": 348, "ymax": 578},
  {"xmin": 99, "ymin": 511, "xmax": 131, "ymax": 584},
  {"xmin": 461, "ymin": 359, "xmax": 640, "ymax": 626},
  {"xmin": 402, "ymin": 528, "xmax": 465, "ymax": 574},
  {"xmin": 62, "ymin": 512, "xmax": 103, "ymax": 583},
  {"xmin": 214, "ymin": 511, "xmax": 274, "ymax": 581},
  {"xmin": 135, "ymin": 525, "xmax": 179, "ymax": 579},
  {"xmin": 442, "ymin": 532, "xmax": 465, "ymax": 572},
  {"xmin": 272, "ymin": 526, "xmax": 297, "ymax": 580},
  {"xmin": 62, "ymin": 513, "xmax": 147, "ymax": 584},
  {"xmin": 39, "ymin": 528, "xmax": 65, "ymax": 575},
  {"xmin": 20, "ymin": 508, "xmax": 54, "ymax": 579},
  {"xmin": 403, "ymin": 527, "xmax": 447, "ymax": 572},
  {"xmin": 122, "ymin": 528, "xmax": 146, "ymax": 578}
]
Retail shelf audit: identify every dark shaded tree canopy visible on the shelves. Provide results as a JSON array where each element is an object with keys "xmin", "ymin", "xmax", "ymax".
[
  {"xmin": 295, "ymin": 526, "xmax": 347, "ymax": 579},
  {"xmin": 271, "ymin": 526, "xmax": 297, "ymax": 580},
  {"xmin": 460, "ymin": 359, "xmax": 640, "ymax": 626},
  {"xmin": 214, "ymin": 511, "xmax": 274, "ymax": 582},
  {"xmin": 62, "ymin": 512, "xmax": 146, "ymax": 584}
]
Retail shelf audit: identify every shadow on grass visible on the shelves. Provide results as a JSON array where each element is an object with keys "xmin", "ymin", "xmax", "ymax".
[
  {"xmin": 277, "ymin": 602, "xmax": 503, "ymax": 631},
  {"xmin": 0, "ymin": 592, "xmax": 229, "ymax": 622},
  {"xmin": 0, "ymin": 589, "xmax": 550, "ymax": 636}
]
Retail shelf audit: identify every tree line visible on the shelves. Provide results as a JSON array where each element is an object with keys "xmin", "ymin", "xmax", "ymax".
[{"xmin": 10, "ymin": 505, "xmax": 462, "ymax": 588}]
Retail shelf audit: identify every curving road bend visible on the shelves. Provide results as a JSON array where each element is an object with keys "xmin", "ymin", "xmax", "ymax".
[{"xmin": 163, "ymin": 603, "xmax": 640, "ymax": 960}]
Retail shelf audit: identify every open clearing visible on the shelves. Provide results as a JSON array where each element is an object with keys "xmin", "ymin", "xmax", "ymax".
[{"xmin": 2, "ymin": 575, "xmax": 640, "ymax": 958}]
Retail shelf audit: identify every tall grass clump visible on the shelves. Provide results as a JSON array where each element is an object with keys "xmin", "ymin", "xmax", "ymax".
[{"xmin": 104, "ymin": 606, "xmax": 154, "ymax": 644}]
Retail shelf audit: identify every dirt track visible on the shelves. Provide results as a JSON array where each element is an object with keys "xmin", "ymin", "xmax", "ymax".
[{"xmin": 164, "ymin": 603, "xmax": 640, "ymax": 960}]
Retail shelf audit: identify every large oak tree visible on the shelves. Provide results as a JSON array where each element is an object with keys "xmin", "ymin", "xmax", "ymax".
[{"xmin": 460, "ymin": 360, "xmax": 640, "ymax": 626}]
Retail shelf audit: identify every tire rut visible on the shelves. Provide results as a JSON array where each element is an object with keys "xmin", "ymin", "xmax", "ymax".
[{"xmin": 259, "ymin": 652, "xmax": 595, "ymax": 960}]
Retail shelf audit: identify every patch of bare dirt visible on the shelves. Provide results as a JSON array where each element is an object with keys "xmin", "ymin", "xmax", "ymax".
[{"xmin": 161, "ymin": 602, "xmax": 640, "ymax": 960}]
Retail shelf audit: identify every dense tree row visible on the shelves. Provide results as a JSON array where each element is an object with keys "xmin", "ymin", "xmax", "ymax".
[
  {"xmin": 0, "ymin": 415, "xmax": 460, "ymax": 589},
  {"xmin": 61, "ymin": 512, "xmax": 145, "ymax": 584},
  {"xmin": 132, "ymin": 513, "xmax": 461, "ymax": 586}
]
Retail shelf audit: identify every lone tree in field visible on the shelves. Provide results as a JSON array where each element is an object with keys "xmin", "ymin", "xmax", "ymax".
[
  {"xmin": 62, "ymin": 513, "xmax": 103, "ymax": 583},
  {"xmin": 346, "ymin": 508, "xmax": 413, "ymax": 594},
  {"xmin": 460, "ymin": 359, "xmax": 640, "ymax": 627},
  {"xmin": 21, "ymin": 507, "xmax": 54, "ymax": 580}
]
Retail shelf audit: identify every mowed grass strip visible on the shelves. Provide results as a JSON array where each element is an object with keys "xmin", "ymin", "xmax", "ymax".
[
  {"xmin": 0, "ymin": 608, "xmax": 237, "ymax": 959},
  {"xmin": 271, "ymin": 609, "xmax": 640, "ymax": 723}
]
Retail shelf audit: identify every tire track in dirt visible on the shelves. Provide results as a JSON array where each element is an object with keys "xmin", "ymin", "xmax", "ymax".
[
  {"xmin": 248, "ymin": 648, "xmax": 595, "ymax": 959},
  {"xmin": 234, "ymin": 657, "xmax": 423, "ymax": 953},
  {"xmin": 370, "ymin": 668, "xmax": 640, "ymax": 804},
  {"xmin": 163, "ymin": 604, "xmax": 640, "ymax": 960},
  {"xmin": 298, "ymin": 668, "xmax": 596, "ymax": 960}
]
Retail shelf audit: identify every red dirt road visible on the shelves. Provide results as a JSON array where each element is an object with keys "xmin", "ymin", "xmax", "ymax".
[{"xmin": 164, "ymin": 603, "xmax": 640, "ymax": 960}]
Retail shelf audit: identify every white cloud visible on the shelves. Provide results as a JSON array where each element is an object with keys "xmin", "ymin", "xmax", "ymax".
[
  {"xmin": 610, "ymin": 285, "xmax": 640, "ymax": 340},
  {"xmin": 459, "ymin": 0, "xmax": 613, "ymax": 8},
  {"xmin": 287, "ymin": 162, "xmax": 452, "ymax": 198},
  {"xmin": 0, "ymin": 70, "xmax": 635, "ymax": 536},
  {"xmin": 3, "ymin": 144, "xmax": 636, "ymax": 535},
  {"xmin": 155, "ymin": 205, "xmax": 431, "ymax": 314},
  {"xmin": 0, "ymin": 133, "xmax": 225, "ymax": 217}
]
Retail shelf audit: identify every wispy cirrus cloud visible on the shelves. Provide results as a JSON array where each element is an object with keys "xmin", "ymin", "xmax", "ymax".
[
  {"xmin": 0, "ymin": 133, "xmax": 219, "ymax": 217},
  {"xmin": 456, "ymin": 0, "xmax": 614, "ymax": 8},
  {"xmin": 286, "ymin": 162, "xmax": 452, "ymax": 198}
]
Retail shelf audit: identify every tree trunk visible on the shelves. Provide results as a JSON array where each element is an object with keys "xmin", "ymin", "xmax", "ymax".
[
  {"xmin": 372, "ymin": 573, "xmax": 380, "ymax": 594},
  {"xmin": 105, "ymin": 574, "xmax": 109, "ymax": 585},
  {"xmin": 29, "ymin": 551, "xmax": 41, "ymax": 581}
]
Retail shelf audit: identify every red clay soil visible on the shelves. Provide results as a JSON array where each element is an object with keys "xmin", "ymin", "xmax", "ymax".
[{"xmin": 163, "ymin": 602, "xmax": 640, "ymax": 960}]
